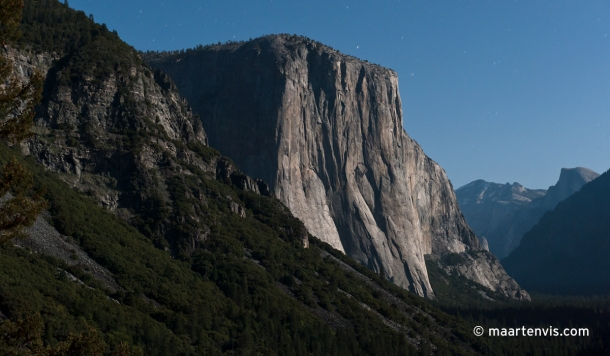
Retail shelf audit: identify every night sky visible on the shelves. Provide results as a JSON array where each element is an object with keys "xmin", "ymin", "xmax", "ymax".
[{"xmin": 69, "ymin": 0, "xmax": 610, "ymax": 189}]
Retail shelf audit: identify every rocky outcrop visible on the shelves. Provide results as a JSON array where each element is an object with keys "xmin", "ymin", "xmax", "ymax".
[
  {"xmin": 446, "ymin": 251, "xmax": 529, "ymax": 300},
  {"xmin": 456, "ymin": 167, "xmax": 599, "ymax": 259},
  {"xmin": 17, "ymin": 212, "xmax": 121, "ymax": 292},
  {"xmin": 144, "ymin": 34, "xmax": 526, "ymax": 299},
  {"xmin": 428, "ymin": 251, "xmax": 529, "ymax": 301},
  {"xmin": 539, "ymin": 167, "xmax": 599, "ymax": 210},
  {"xmin": 7, "ymin": 38, "xmax": 266, "ymax": 259},
  {"xmin": 479, "ymin": 237, "xmax": 489, "ymax": 252}
]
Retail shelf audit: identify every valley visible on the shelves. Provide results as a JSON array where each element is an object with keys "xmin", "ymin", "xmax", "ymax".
[{"xmin": 0, "ymin": 1, "xmax": 608, "ymax": 355}]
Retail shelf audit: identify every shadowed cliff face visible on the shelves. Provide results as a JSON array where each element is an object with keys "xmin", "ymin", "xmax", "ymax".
[
  {"xmin": 145, "ymin": 35, "xmax": 526, "ymax": 299},
  {"xmin": 7, "ymin": 43, "xmax": 280, "ymax": 257}
]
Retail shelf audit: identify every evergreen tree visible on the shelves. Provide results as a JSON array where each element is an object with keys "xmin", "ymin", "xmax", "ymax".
[
  {"xmin": 0, "ymin": 156, "xmax": 45, "ymax": 243},
  {"xmin": 0, "ymin": 314, "xmax": 143, "ymax": 355},
  {"xmin": 0, "ymin": 0, "xmax": 21, "ymax": 45},
  {"xmin": 0, "ymin": 0, "xmax": 45, "ymax": 244}
]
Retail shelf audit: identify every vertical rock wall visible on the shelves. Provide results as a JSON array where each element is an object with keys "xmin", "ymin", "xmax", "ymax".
[{"xmin": 146, "ymin": 35, "xmax": 525, "ymax": 299}]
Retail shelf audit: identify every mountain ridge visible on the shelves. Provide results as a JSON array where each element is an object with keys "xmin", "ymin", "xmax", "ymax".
[{"xmin": 456, "ymin": 167, "xmax": 598, "ymax": 259}]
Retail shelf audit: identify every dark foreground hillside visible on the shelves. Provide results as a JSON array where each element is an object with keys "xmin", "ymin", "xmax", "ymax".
[{"xmin": 2, "ymin": 143, "xmax": 468, "ymax": 355}]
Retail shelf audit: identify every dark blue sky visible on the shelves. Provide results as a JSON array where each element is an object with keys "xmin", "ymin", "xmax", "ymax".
[{"xmin": 70, "ymin": 0, "xmax": 610, "ymax": 189}]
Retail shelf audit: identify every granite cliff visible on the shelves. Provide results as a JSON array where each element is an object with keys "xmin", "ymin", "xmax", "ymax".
[
  {"xmin": 539, "ymin": 167, "xmax": 599, "ymax": 210},
  {"xmin": 145, "ymin": 35, "xmax": 527, "ymax": 300},
  {"xmin": 456, "ymin": 167, "xmax": 598, "ymax": 259}
]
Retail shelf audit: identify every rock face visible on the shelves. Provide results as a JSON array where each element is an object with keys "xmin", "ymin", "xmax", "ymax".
[
  {"xmin": 145, "ymin": 35, "xmax": 527, "ymax": 299},
  {"xmin": 456, "ymin": 167, "xmax": 599, "ymax": 259},
  {"xmin": 18, "ymin": 213, "xmax": 121, "ymax": 292},
  {"xmin": 539, "ymin": 167, "xmax": 599, "ymax": 210},
  {"xmin": 428, "ymin": 250, "xmax": 529, "ymax": 301},
  {"xmin": 7, "ymin": 37, "xmax": 272, "ymax": 258},
  {"xmin": 456, "ymin": 180, "xmax": 546, "ymax": 259},
  {"xmin": 479, "ymin": 237, "xmax": 489, "ymax": 252},
  {"xmin": 502, "ymin": 168, "xmax": 610, "ymax": 295}
]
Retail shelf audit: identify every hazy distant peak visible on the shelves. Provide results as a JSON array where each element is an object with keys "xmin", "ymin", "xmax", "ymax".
[
  {"xmin": 558, "ymin": 167, "xmax": 599, "ymax": 184},
  {"xmin": 539, "ymin": 167, "xmax": 599, "ymax": 210},
  {"xmin": 456, "ymin": 166, "xmax": 600, "ymax": 259},
  {"xmin": 457, "ymin": 179, "xmax": 488, "ymax": 190},
  {"xmin": 455, "ymin": 178, "xmax": 547, "ymax": 258},
  {"xmin": 456, "ymin": 179, "xmax": 542, "ymax": 206},
  {"xmin": 551, "ymin": 167, "xmax": 599, "ymax": 197}
]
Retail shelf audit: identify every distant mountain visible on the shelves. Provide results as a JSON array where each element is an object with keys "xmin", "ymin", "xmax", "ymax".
[
  {"xmin": 502, "ymin": 168, "xmax": 610, "ymax": 296},
  {"xmin": 455, "ymin": 180, "xmax": 546, "ymax": 259},
  {"xmin": 538, "ymin": 167, "xmax": 600, "ymax": 210},
  {"xmin": 456, "ymin": 168, "xmax": 598, "ymax": 259}
]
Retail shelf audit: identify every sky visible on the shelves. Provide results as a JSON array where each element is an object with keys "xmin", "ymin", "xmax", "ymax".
[{"xmin": 69, "ymin": 0, "xmax": 610, "ymax": 190}]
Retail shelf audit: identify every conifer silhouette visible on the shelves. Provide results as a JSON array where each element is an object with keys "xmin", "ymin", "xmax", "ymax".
[{"xmin": 0, "ymin": 0, "xmax": 45, "ymax": 244}]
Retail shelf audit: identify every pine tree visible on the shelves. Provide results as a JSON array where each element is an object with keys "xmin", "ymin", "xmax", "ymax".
[
  {"xmin": 0, "ymin": 0, "xmax": 45, "ymax": 244},
  {"xmin": 0, "ymin": 0, "xmax": 22, "ymax": 45},
  {"xmin": 0, "ymin": 156, "xmax": 45, "ymax": 243},
  {"xmin": 0, "ymin": 314, "xmax": 143, "ymax": 355}
]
